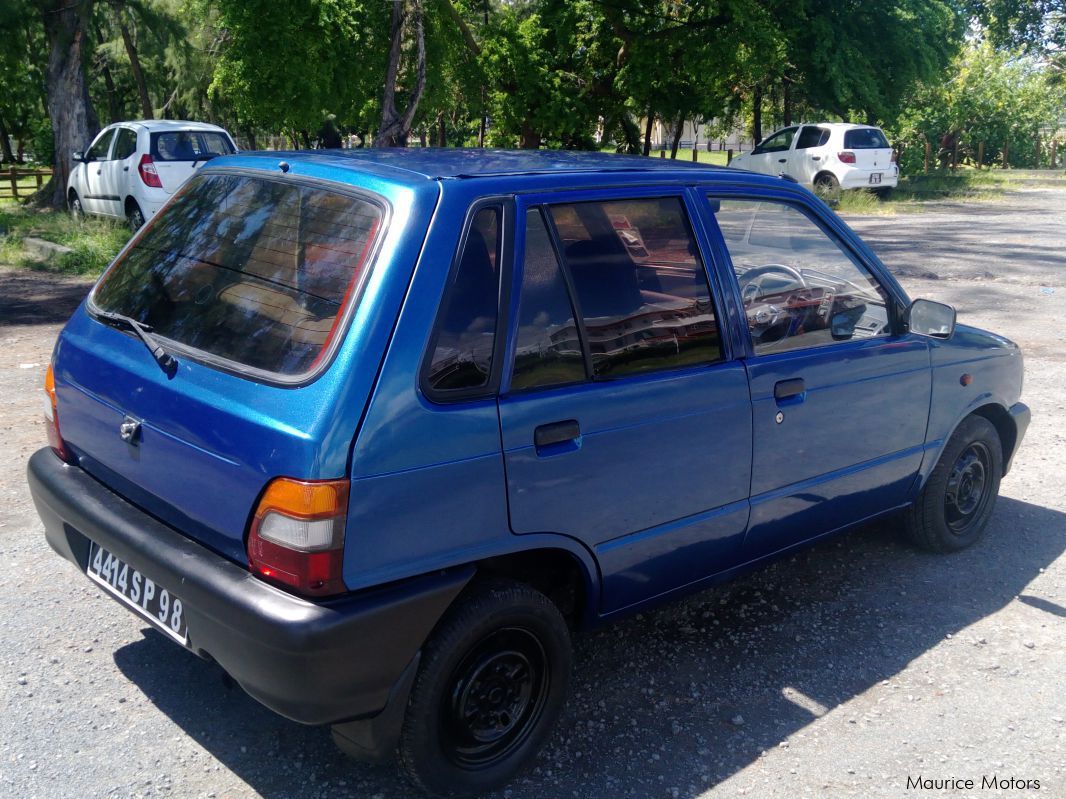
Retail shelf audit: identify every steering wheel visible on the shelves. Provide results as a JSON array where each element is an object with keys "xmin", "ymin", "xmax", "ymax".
[{"xmin": 737, "ymin": 263, "xmax": 807, "ymax": 302}]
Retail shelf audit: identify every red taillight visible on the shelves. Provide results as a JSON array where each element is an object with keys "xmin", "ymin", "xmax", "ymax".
[
  {"xmin": 247, "ymin": 477, "xmax": 349, "ymax": 597},
  {"xmin": 838, "ymin": 151, "xmax": 856, "ymax": 164},
  {"xmin": 43, "ymin": 363, "xmax": 72, "ymax": 462},
  {"xmin": 138, "ymin": 154, "xmax": 162, "ymax": 188},
  {"xmin": 891, "ymin": 150, "xmax": 898, "ymax": 163}
]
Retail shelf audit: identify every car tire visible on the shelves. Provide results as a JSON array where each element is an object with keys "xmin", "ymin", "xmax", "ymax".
[
  {"xmin": 126, "ymin": 201, "xmax": 146, "ymax": 232},
  {"xmin": 813, "ymin": 172, "xmax": 841, "ymax": 201},
  {"xmin": 398, "ymin": 579, "xmax": 571, "ymax": 797},
  {"xmin": 69, "ymin": 191, "xmax": 83, "ymax": 220},
  {"xmin": 904, "ymin": 415, "xmax": 1002, "ymax": 553}
]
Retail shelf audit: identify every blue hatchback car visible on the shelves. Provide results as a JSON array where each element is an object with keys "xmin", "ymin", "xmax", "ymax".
[{"xmin": 29, "ymin": 149, "xmax": 1029, "ymax": 795}]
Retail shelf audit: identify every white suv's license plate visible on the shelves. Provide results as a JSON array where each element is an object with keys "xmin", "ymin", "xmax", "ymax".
[
  {"xmin": 86, "ymin": 542, "xmax": 188, "ymax": 645},
  {"xmin": 869, "ymin": 173, "xmax": 883, "ymax": 185}
]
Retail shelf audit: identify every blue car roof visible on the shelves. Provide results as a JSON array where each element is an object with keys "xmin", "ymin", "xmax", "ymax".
[{"xmin": 221, "ymin": 147, "xmax": 733, "ymax": 183}]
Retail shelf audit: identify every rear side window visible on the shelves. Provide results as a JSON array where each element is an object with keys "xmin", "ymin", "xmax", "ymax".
[
  {"xmin": 424, "ymin": 207, "xmax": 502, "ymax": 394},
  {"xmin": 511, "ymin": 210, "xmax": 586, "ymax": 391},
  {"xmin": 795, "ymin": 126, "xmax": 829, "ymax": 150},
  {"xmin": 548, "ymin": 197, "xmax": 721, "ymax": 378},
  {"xmin": 843, "ymin": 128, "xmax": 890, "ymax": 149},
  {"xmin": 151, "ymin": 131, "xmax": 235, "ymax": 162},
  {"xmin": 113, "ymin": 128, "xmax": 138, "ymax": 160},
  {"xmin": 91, "ymin": 173, "xmax": 383, "ymax": 380}
]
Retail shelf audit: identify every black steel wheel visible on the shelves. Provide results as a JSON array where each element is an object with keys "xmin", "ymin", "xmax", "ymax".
[
  {"xmin": 399, "ymin": 579, "xmax": 571, "ymax": 797},
  {"xmin": 905, "ymin": 415, "xmax": 1002, "ymax": 552},
  {"xmin": 813, "ymin": 172, "xmax": 841, "ymax": 201}
]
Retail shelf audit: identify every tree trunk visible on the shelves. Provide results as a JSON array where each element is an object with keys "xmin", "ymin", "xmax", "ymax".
[
  {"xmin": 40, "ymin": 0, "xmax": 97, "ymax": 209},
  {"xmin": 642, "ymin": 108, "xmax": 654, "ymax": 157},
  {"xmin": 113, "ymin": 1, "xmax": 153, "ymax": 119},
  {"xmin": 376, "ymin": 0, "xmax": 427, "ymax": 148},
  {"xmin": 91, "ymin": 20, "xmax": 122, "ymax": 122},
  {"xmin": 243, "ymin": 126, "xmax": 257, "ymax": 151},
  {"xmin": 437, "ymin": 111, "xmax": 446, "ymax": 146},
  {"xmin": 0, "ymin": 115, "xmax": 15, "ymax": 163},
  {"xmin": 519, "ymin": 122, "xmax": 541, "ymax": 149},
  {"xmin": 782, "ymin": 79, "xmax": 792, "ymax": 127},
  {"xmin": 669, "ymin": 114, "xmax": 684, "ymax": 159},
  {"xmin": 752, "ymin": 85, "xmax": 763, "ymax": 143}
]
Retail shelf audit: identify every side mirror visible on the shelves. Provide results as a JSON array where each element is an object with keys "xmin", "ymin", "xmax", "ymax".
[
  {"xmin": 907, "ymin": 298, "xmax": 956, "ymax": 339},
  {"xmin": 72, "ymin": 150, "xmax": 85, "ymax": 163}
]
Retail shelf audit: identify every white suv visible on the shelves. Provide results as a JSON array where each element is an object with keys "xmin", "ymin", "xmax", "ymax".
[
  {"xmin": 730, "ymin": 123, "xmax": 898, "ymax": 196},
  {"xmin": 68, "ymin": 120, "xmax": 238, "ymax": 229}
]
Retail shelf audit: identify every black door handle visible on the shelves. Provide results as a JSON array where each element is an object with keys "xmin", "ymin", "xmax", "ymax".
[
  {"xmin": 777, "ymin": 158, "xmax": 788, "ymax": 163},
  {"xmin": 811, "ymin": 155, "xmax": 821, "ymax": 161},
  {"xmin": 774, "ymin": 378, "xmax": 806, "ymax": 401},
  {"xmin": 534, "ymin": 420, "xmax": 580, "ymax": 448}
]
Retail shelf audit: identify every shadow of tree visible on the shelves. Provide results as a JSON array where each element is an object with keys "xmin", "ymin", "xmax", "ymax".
[
  {"xmin": 0, "ymin": 268, "xmax": 91, "ymax": 327},
  {"xmin": 112, "ymin": 496, "xmax": 1064, "ymax": 798}
]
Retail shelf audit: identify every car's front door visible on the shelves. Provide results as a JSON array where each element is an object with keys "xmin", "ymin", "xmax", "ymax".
[
  {"xmin": 81, "ymin": 129, "xmax": 116, "ymax": 214},
  {"xmin": 707, "ymin": 195, "xmax": 931, "ymax": 558},
  {"xmin": 498, "ymin": 189, "xmax": 753, "ymax": 614},
  {"xmin": 746, "ymin": 127, "xmax": 797, "ymax": 178}
]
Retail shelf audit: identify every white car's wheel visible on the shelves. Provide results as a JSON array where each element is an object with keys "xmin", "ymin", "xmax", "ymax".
[
  {"xmin": 813, "ymin": 172, "xmax": 841, "ymax": 201},
  {"xmin": 69, "ymin": 191, "xmax": 84, "ymax": 220}
]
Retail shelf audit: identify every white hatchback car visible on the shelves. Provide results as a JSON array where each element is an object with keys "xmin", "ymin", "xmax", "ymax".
[
  {"xmin": 730, "ymin": 123, "xmax": 898, "ymax": 195},
  {"xmin": 68, "ymin": 120, "xmax": 238, "ymax": 229}
]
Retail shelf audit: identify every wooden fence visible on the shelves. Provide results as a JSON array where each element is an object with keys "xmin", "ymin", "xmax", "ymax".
[
  {"xmin": 917, "ymin": 137, "xmax": 1062, "ymax": 173},
  {"xmin": 0, "ymin": 167, "xmax": 53, "ymax": 200}
]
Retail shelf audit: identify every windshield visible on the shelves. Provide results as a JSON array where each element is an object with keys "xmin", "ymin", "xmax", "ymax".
[{"xmin": 91, "ymin": 173, "xmax": 383, "ymax": 379}]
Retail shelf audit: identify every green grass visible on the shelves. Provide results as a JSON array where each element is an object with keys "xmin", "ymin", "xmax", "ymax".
[
  {"xmin": 0, "ymin": 203, "xmax": 130, "ymax": 275},
  {"xmin": 600, "ymin": 147, "xmax": 731, "ymax": 166}
]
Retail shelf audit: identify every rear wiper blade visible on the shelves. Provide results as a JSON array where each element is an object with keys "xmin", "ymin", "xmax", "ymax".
[{"xmin": 96, "ymin": 310, "xmax": 178, "ymax": 376}]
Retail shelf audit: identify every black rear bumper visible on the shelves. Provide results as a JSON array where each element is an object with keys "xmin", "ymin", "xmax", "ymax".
[{"xmin": 27, "ymin": 448, "xmax": 472, "ymax": 726}]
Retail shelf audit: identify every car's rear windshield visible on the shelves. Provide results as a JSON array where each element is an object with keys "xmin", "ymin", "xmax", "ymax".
[
  {"xmin": 91, "ymin": 173, "xmax": 383, "ymax": 380},
  {"xmin": 150, "ymin": 131, "xmax": 235, "ymax": 162},
  {"xmin": 843, "ymin": 128, "xmax": 890, "ymax": 149}
]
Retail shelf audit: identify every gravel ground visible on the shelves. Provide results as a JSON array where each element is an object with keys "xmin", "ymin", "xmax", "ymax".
[{"xmin": 2, "ymin": 184, "xmax": 1064, "ymax": 799}]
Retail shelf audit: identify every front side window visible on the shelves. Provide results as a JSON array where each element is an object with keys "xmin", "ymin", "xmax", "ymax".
[
  {"xmin": 757, "ymin": 127, "xmax": 797, "ymax": 153},
  {"xmin": 92, "ymin": 173, "xmax": 383, "ymax": 379},
  {"xmin": 714, "ymin": 198, "xmax": 890, "ymax": 355},
  {"xmin": 425, "ymin": 206, "xmax": 502, "ymax": 394},
  {"xmin": 113, "ymin": 128, "xmax": 138, "ymax": 160},
  {"xmin": 548, "ymin": 197, "xmax": 721, "ymax": 378},
  {"xmin": 87, "ymin": 130, "xmax": 115, "ymax": 161}
]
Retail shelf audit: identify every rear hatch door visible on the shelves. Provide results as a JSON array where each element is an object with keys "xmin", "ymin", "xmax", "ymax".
[
  {"xmin": 150, "ymin": 130, "xmax": 236, "ymax": 194},
  {"xmin": 53, "ymin": 169, "xmax": 388, "ymax": 563},
  {"xmin": 843, "ymin": 127, "xmax": 893, "ymax": 171}
]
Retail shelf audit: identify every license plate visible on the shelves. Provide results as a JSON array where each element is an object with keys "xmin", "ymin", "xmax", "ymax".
[
  {"xmin": 869, "ymin": 173, "xmax": 882, "ymax": 185},
  {"xmin": 86, "ymin": 542, "xmax": 188, "ymax": 645}
]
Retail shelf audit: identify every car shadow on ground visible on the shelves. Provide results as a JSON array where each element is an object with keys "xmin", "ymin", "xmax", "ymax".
[
  {"xmin": 112, "ymin": 496, "xmax": 1065, "ymax": 799},
  {"xmin": 0, "ymin": 268, "xmax": 91, "ymax": 327}
]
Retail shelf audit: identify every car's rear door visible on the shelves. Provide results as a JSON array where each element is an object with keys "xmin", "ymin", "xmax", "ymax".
[
  {"xmin": 100, "ymin": 127, "xmax": 138, "ymax": 218},
  {"xmin": 788, "ymin": 125, "xmax": 830, "ymax": 186},
  {"xmin": 498, "ymin": 188, "xmax": 753, "ymax": 615},
  {"xmin": 704, "ymin": 193, "xmax": 931, "ymax": 558}
]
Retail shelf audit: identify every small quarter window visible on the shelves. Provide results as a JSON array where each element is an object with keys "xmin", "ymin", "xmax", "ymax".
[
  {"xmin": 510, "ymin": 210, "xmax": 585, "ymax": 391},
  {"xmin": 425, "ymin": 207, "xmax": 502, "ymax": 393}
]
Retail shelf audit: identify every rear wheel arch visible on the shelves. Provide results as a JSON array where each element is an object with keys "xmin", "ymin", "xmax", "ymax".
[{"xmin": 474, "ymin": 547, "xmax": 598, "ymax": 629}]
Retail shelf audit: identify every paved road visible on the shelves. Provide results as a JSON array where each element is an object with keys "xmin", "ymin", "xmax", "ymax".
[{"xmin": 1, "ymin": 185, "xmax": 1063, "ymax": 799}]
